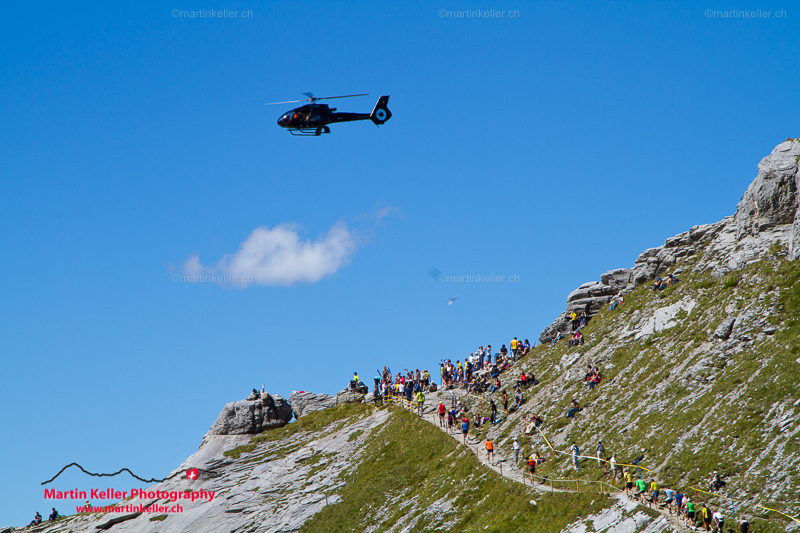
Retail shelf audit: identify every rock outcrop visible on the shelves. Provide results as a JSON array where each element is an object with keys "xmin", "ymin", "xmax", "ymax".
[
  {"xmin": 736, "ymin": 139, "xmax": 800, "ymax": 258},
  {"xmin": 289, "ymin": 391, "xmax": 335, "ymax": 418},
  {"xmin": 540, "ymin": 138, "xmax": 800, "ymax": 343},
  {"xmin": 210, "ymin": 393, "xmax": 293, "ymax": 435}
]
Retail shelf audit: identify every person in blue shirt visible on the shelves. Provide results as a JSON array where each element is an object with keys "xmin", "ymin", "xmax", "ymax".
[{"xmin": 663, "ymin": 488, "xmax": 675, "ymax": 514}]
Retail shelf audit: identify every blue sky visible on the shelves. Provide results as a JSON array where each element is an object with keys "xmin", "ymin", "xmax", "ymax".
[{"xmin": 1, "ymin": 0, "xmax": 798, "ymax": 526}]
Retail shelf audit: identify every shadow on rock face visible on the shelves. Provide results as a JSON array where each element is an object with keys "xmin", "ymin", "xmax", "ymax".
[{"xmin": 210, "ymin": 394, "xmax": 293, "ymax": 435}]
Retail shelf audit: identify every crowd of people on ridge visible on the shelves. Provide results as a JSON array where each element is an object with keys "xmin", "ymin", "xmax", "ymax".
[
  {"xmin": 237, "ymin": 305, "xmax": 751, "ymax": 533},
  {"xmin": 357, "ymin": 332, "xmax": 752, "ymax": 532}
]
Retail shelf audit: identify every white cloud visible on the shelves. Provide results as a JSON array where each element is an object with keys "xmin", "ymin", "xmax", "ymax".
[
  {"xmin": 184, "ymin": 222, "xmax": 358, "ymax": 286},
  {"xmin": 373, "ymin": 206, "xmax": 399, "ymax": 221}
]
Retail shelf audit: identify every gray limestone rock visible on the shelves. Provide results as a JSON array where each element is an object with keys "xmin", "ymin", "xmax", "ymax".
[
  {"xmin": 210, "ymin": 394, "xmax": 293, "ymax": 435},
  {"xmin": 689, "ymin": 224, "xmax": 711, "ymax": 243},
  {"xmin": 601, "ymin": 268, "xmax": 632, "ymax": 290},
  {"xmin": 336, "ymin": 388, "xmax": 365, "ymax": 404},
  {"xmin": 632, "ymin": 247, "xmax": 664, "ymax": 286},
  {"xmin": 263, "ymin": 393, "xmax": 293, "ymax": 428},
  {"xmin": 664, "ymin": 231, "xmax": 691, "ymax": 248},
  {"xmin": 567, "ymin": 282, "xmax": 616, "ymax": 302},
  {"xmin": 735, "ymin": 139, "xmax": 800, "ymax": 254},
  {"xmin": 289, "ymin": 391, "xmax": 335, "ymax": 418},
  {"xmin": 538, "ymin": 312, "xmax": 570, "ymax": 344},
  {"xmin": 566, "ymin": 297, "xmax": 613, "ymax": 314},
  {"xmin": 713, "ymin": 317, "xmax": 736, "ymax": 340}
]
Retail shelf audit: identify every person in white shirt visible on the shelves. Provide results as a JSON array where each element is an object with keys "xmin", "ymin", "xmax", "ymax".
[
  {"xmin": 713, "ymin": 511, "xmax": 724, "ymax": 532},
  {"xmin": 512, "ymin": 438, "xmax": 522, "ymax": 464}
]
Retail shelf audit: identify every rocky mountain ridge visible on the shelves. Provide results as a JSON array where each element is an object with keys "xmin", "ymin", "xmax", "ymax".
[
  {"xmin": 7, "ymin": 138, "xmax": 800, "ymax": 533},
  {"xmin": 540, "ymin": 138, "xmax": 800, "ymax": 344}
]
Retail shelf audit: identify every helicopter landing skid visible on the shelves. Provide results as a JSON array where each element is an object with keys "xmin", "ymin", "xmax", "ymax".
[{"xmin": 288, "ymin": 126, "xmax": 331, "ymax": 136}]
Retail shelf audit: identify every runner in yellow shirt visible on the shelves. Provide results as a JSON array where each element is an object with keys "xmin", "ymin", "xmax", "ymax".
[
  {"xmin": 650, "ymin": 480, "xmax": 659, "ymax": 508},
  {"xmin": 624, "ymin": 470, "xmax": 633, "ymax": 496}
]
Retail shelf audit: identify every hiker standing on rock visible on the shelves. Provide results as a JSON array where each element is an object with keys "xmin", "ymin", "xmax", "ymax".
[
  {"xmin": 485, "ymin": 438, "xmax": 494, "ymax": 463},
  {"xmin": 512, "ymin": 438, "xmax": 521, "ymax": 464}
]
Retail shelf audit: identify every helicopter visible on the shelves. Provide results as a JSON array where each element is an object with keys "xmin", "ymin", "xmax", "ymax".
[{"xmin": 265, "ymin": 93, "xmax": 392, "ymax": 136}]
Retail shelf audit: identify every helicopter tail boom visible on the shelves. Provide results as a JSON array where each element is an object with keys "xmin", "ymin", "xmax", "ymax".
[{"xmin": 369, "ymin": 96, "xmax": 392, "ymax": 125}]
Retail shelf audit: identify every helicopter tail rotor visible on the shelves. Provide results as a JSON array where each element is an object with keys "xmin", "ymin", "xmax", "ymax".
[{"xmin": 370, "ymin": 96, "xmax": 392, "ymax": 125}]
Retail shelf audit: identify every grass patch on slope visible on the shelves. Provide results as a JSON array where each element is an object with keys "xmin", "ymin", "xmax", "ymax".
[
  {"xmin": 300, "ymin": 406, "xmax": 609, "ymax": 533},
  {"xmin": 477, "ymin": 251, "xmax": 800, "ymax": 527}
]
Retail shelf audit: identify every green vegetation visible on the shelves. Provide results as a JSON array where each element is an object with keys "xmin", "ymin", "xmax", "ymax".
[
  {"xmin": 722, "ymin": 272, "xmax": 742, "ymax": 287},
  {"xmin": 300, "ymin": 407, "xmax": 609, "ymax": 533},
  {"xmin": 149, "ymin": 514, "xmax": 167, "ymax": 521},
  {"xmin": 217, "ymin": 242, "xmax": 800, "ymax": 530},
  {"xmin": 456, "ymin": 247, "xmax": 800, "ymax": 528}
]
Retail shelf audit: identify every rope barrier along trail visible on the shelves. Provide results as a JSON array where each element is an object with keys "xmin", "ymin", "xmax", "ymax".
[
  {"xmin": 357, "ymin": 389, "xmax": 800, "ymax": 525},
  {"xmin": 529, "ymin": 425, "xmax": 800, "ymax": 525},
  {"xmin": 407, "ymin": 389, "xmax": 800, "ymax": 525},
  {"xmin": 532, "ymin": 425, "xmax": 657, "ymax": 475},
  {"xmin": 41, "ymin": 463, "xmax": 176, "ymax": 485}
]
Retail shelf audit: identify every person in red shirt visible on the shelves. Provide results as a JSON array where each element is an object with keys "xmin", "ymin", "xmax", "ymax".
[{"xmin": 527, "ymin": 454, "xmax": 537, "ymax": 483}]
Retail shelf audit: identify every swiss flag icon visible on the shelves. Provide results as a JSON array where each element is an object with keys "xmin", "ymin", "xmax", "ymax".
[{"xmin": 186, "ymin": 468, "xmax": 199, "ymax": 481}]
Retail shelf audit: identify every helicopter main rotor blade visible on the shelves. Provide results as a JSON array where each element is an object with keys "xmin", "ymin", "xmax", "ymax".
[
  {"xmin": 264, "ymin": 93, "xmax": 368, "ymax": 106},
  {"xmin": 263, "ymin": 99, "xmax": 308, "ymax": 106},
  {"xmin": 314, "ymin": 93, "xmax": 369, "ymax": 101}
]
